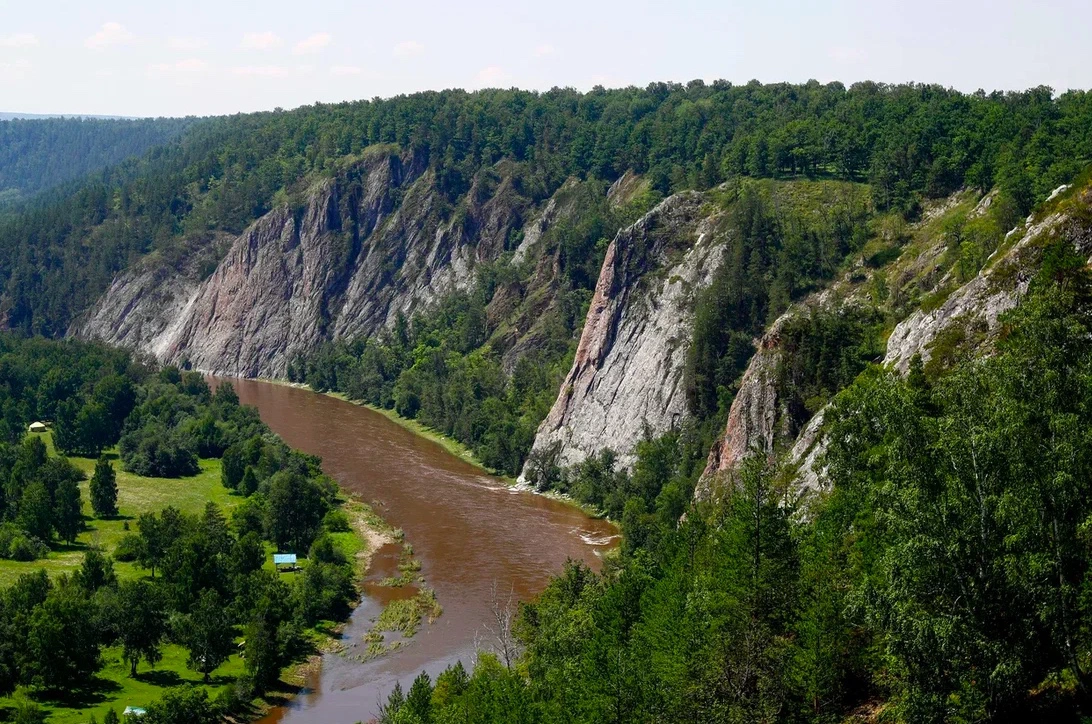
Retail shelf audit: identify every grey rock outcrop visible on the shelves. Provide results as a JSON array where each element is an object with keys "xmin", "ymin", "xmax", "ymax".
[
  {"xmin": 74, "ymin": 150, "xmax": 557, "ymax": 376},
  {"xmin": 520, "ymin": 193, "xmax": 722, "ymax": 476},
  {"xmin": 883, "ymin": 212, "xmax": 1063, "ymax": 373}
]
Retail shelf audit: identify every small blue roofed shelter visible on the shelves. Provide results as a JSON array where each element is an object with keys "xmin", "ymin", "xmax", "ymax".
[{"xmin": 273, "ymin": 553, "xmax": 298, "ymax": 571}]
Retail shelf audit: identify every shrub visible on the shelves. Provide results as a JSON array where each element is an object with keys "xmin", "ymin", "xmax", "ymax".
[
  {"xmin": 0, "ymin": 524, "xmax": 48, "ymax": 561},
  {"xmin": 322, "ymin": 509, "xmax": 351, "ymax": 533},
  {"xmin": 9, "ymin": 535, "xmax": 48, "ymax": 562},
  {"xmin": 113, "ymin": 533, "xmax": 143, "ymax": 562}
]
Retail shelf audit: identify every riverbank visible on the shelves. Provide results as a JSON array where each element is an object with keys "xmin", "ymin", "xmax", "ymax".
[
  {"xmin": 264, "ymin": 496, "xmax": 396, "ymax": 714},
  {"xmin": 258, "ymin": 378, "xmax": 510, "ymax": 482},
  {"xmin": 257, "ymin": 378, "xmax": 622, "ymax": 524},
  {"xmin": 223, "ymin": 376, "xmax": 621, "ymax": 722}
]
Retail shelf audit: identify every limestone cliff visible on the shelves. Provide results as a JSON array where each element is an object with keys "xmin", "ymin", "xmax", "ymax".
[
  {"xmin": 699, "ymin": 183, "xmax": 1092, "ymax": 500},
  {"xmin": 520, "ymin": 192, "xmax": 723, "ymax": 476},
  {"xmin": 74, "ymin": 150, "xmax": 556, "ymax": 376}
]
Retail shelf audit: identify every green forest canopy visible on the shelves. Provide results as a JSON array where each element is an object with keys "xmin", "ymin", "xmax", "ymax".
[
  {"xmin": 0, "ymin": 116, "xmax": 194, "ymax": 208},
  {"xmin": 2, "ymin": 81, "xmax": 1092, "ymax": 335}
]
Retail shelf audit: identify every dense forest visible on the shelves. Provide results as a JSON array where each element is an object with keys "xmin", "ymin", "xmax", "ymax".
[
  {"xmin": 371, "ymin": 236, "xmax": 1092, "ymax": 722},
  {"xmin": 0, "ymin": 117, "xmax": 194, "ymax": 209},
  {"xmin": 0, "ymin": 336, "xmax": 365, "ymax": 722},
  {"xmin": 3, "ymin": 82, "xmax": 1092, "ymax": 335},
  {"xmin": 2, "ymin": 80, "xmax": 1092, "ymax": 722}
]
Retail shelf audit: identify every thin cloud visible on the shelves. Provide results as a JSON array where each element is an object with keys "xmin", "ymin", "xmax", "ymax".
[
  {"xmin": 475, "ymin": 65, "xmax": 511, "ymax": 87},
  {"xmin": 534, "ymin": 43, "xmax": 556, "ymax": 57},
  {"xmin": 231, "ymin": 65, "xmax": 289, "ymax": 78},
  {"xmin": 294, "ymin": 32, "xmax": 332, "ymax": 55},
  {"xmin": 0, "ymin": 33, "xmax": 39, "ymax": 49},
  {"xmin": 393, "ymin": 40, "xmax": 424, "ymax": 58},
  {"xmin": 330, "ymin": 65, "xmax": 363, "ymax": 76},
  {"xmin": 168, "ymin": 37, "xmax": 207, "ymax": 51},
  {"xmin": 828, "ymin": 46, "xmax": 867, "ymax": 63},
  {"xmin": 85, "ymin": 22, "xmax": 135, "ymax": 50},
  {"xmin": 241, "ymin": 31, "xmax": 282, "ymax": 50},
  {"xmin": 0, "ymin": 59, "xmax": 31, "ymax": 82},
  {"xmin": 147, "ymin": 58, "xmax": 210, "ymax": 77}
]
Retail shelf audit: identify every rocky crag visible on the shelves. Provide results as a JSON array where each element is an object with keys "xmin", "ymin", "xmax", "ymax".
[
  {"xmin": 698, "ymin": 182, "xmax": 1092, "ymax": 499},
  {"xmin": 520, "ymin": 192, "xmax": 724, "ymax": 475},
  {"xmin": 74, "ymin": 149, "xmax": 1092, "ymax": 503},
  {"xmin": 76, "ymin": 149, "xmax": 573, "ymax": 377}
]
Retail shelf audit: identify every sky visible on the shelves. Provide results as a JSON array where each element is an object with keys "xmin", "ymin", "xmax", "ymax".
[{"xmin": 0, "ymin": 0, "xmax": 1090, "ymax": 118}]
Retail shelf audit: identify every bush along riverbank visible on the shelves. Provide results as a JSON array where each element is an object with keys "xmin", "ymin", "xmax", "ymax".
[{"xmin": 0, "ymin": 336, "xmax": 399, "ymax": 724}]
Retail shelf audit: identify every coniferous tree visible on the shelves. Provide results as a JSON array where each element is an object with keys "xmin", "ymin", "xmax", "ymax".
[
  {"xmin": 89, "ymin": 456, "xmax": 118, "ymax": 517},
  {"xmin": 53, "ymin": 478, "xmax": 82, "ymax": 544}
]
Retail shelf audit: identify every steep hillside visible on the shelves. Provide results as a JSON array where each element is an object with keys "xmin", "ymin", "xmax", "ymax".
[
  {"xmin": 75, "ymin": 149, "xmax": 613, "ymax": 379},
  {"xmin": 698, "ymin": 175, "xmax": 1092, "ymax": 500},
  {"xmin": 521, "ymin": 192, "xmax": 722, "ymax": 473},
  {"xmin": 0, "ymin": 116, "xmax": 194, "ymax": 207}
]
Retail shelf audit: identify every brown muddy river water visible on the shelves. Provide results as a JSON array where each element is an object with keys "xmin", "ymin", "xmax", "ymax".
[{"xmin": 220, "ymin": 379, "xmax": 618, "ymax": 724}]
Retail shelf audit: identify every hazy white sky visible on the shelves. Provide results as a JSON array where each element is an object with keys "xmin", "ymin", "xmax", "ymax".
[{"xmin": 1, "ymin": 0, "xmax": 1089, "ymax": 117}]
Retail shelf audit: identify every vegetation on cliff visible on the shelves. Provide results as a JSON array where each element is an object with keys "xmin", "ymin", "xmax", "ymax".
[{"xmin": 378, "ymin": 237, "xmax": 1092, "ymax": 723}]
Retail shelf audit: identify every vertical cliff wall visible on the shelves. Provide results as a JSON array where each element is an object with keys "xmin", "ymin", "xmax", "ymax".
[
  {"xmin": 520, "ymin": 192, "xmax": 724, "ymax": 476},
  {"xmin": 74, "ymin": 150, "xmax": 551, "ymax": 377}
]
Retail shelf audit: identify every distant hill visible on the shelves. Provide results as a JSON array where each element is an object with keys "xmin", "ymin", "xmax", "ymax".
[
  {"xmin": 0, "ymin": 112, "xmax": 136, "ymax": 120},
  {"xmin": 0, "ymin": 115, "xmax": 196, "ymax": 208}
]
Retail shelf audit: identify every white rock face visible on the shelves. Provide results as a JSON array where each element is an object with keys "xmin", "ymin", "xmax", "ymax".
[
  {"xmin": 520, "ymin": 193, "xmax": 722, "ymax": 476},
  {"xmin": 883, "ymin": 213, "xmax": 1062, "ymax": 373},
  {"xmin": 784, "ymin": 407, "xmax": 828, "ymax": 495},
  {"xmin": 74, "ymin": 151, "xmax": 557, "ymax": 377}
]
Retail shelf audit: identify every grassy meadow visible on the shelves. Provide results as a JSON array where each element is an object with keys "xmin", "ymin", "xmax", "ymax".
[
  {"xmin": 0, "ymin": 432, "xmax": 237, "ymax": 587},
  {"xmin": 0, "ymin": 431, "xmax": 307, "ymax": 722}
]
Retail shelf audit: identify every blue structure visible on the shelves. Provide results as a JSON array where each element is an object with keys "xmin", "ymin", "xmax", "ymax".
[{"xmin": 273, "ymin": 553, "xmax": 298, "ymax": 570}]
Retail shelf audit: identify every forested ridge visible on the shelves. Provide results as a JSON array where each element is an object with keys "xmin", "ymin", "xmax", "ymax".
[
  {"xmin": 0, "ymin": 117, "xmax": 195, "ymax": 210},
  {"xmin": 3, "ymin": 82, "xmax": 1092, "ymax": 335}
]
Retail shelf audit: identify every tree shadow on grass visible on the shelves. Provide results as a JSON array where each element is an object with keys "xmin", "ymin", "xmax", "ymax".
[
  {"xmin": 34, "ymin": 674, "xmax": 123, "ymax": 708},
  {"xmin": 49, "ymin": 539, "xmax": 90, "ymax": 554},
  {"xmin": 135, "ymin": 669, "xmax": 184, "ymax": 688}
]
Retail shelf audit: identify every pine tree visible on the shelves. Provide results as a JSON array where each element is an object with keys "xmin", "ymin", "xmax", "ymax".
[
  {"xmin": 53, "ymin": 479, "xmax": 82, "ymax": 544},
  {"xmin": 89, "ymin": 457, "xmax": 118, "ymax": 518}
]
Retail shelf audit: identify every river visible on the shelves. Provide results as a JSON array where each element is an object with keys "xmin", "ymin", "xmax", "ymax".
[{"xmin": 221, "ymin": 379, "xmax": 618, "ymax": 724}]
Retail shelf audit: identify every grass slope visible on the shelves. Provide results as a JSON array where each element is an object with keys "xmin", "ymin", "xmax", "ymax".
[{"xmin": 0, "ymin": 432, "xmax": 235, "ymax": 587}]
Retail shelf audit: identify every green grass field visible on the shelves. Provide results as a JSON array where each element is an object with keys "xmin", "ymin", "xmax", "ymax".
[
  {"xmin": 17, "ymin": 643, "xmax": 248, "ymax": 724},
  {"xmin": 0, "ymin": 432, "xmax": 248, "ymax": 720},
  {"xmin": 0, "ymin": 432, "xmax": 237, "ymax": 587},
  {"xmin": 0, "ymin": 431, "xmax": 384, "ymax": 721}
]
